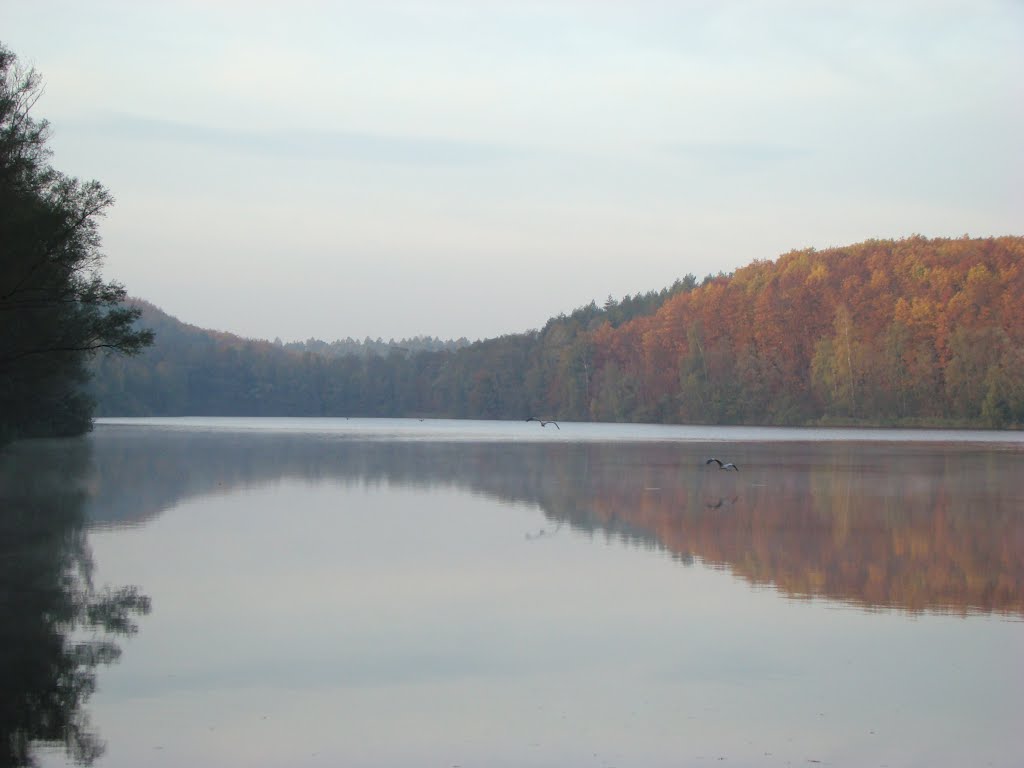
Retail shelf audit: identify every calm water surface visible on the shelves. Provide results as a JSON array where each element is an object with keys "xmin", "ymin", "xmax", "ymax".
[{"xmin": 3, "ymin": 418, "xmax": 1022, "ymax": 767}]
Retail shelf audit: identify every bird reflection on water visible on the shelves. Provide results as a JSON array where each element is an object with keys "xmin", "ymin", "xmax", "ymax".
[{"xmin": 525, "ymin": 521, "xmax": 564, "ymax": 541}]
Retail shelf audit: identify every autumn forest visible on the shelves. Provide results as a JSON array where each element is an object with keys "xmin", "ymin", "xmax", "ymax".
[{"xmin": 92, "ymin": 235, "xmax": 1024, "ymax": 428}]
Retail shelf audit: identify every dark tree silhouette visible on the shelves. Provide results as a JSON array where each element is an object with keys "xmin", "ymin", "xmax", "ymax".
[{"xmin": 0, "ymin": 43, "xmax": 153, "ymax": 443}]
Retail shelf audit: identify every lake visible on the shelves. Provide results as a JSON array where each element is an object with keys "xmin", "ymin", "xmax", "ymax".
[{"xmin": 3, "ymin": 417, "xmax": 1023, "ymax": 767}]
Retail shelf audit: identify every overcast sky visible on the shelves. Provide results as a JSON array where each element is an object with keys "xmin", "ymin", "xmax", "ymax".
[{"xmin": 3, "ymin": 1, "xmax": 1021, "ymax": 342}]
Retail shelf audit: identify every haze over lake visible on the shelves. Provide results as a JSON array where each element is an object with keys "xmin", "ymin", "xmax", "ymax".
[{"xmin": 4, "ymin": 418, "xmax": 1023, "ymax": 767}]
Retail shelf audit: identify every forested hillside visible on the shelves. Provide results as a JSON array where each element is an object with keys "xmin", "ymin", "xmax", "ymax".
[
  {"xmin": 591, "ymin": 235, "xmax": 1024, "ymax": 426},
  {"xmin": 93, "ymin": 236, "xmax": 1024, "ymax": 427},
  {"xmin": 92, "ymin": 302, "xmax": 472, "ymax": 415},
  {"xmin": 92, "ymin": 280, "xmax": 694, "ymax": 418}
]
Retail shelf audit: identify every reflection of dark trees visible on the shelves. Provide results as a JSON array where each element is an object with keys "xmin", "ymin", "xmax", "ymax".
[
  {"xmin": 85, "ymin": 428, "xmax": 1024, "ymax": 615},
  {"xmin": 0, "ymin": 439, "xmax": 150, "ymax": 767}
]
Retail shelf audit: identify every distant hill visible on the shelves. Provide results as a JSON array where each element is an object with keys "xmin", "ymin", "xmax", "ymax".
[
  {"xmin": 588, "ymin": 235, "xmax": 1024, "ymax": 426},
  {"xmin": 91, "ymin": 301, "xmax": 464, "ymax": 416},
  {"xmin": 91, "ymin": 236, "xmax": 1024, "ymax": 426},
  {"xmin": 91, "ymin": 279, "xmax": 692, "ymax": 418}
]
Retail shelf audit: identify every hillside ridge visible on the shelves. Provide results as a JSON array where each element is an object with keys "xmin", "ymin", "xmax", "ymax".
[{"xmin": 93, "ymin": 236, "xmax": 1024, "ymax": 427}]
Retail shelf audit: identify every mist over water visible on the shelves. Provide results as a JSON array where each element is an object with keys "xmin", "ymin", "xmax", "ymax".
[{"xmin": 6, "ymin": 419, "xmax": 1023, "ymax": 767}]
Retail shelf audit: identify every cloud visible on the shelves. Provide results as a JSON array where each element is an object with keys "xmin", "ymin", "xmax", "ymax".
[{"xmin": 74, "ymin": 113, "xmax": 531, "ymax": 167}]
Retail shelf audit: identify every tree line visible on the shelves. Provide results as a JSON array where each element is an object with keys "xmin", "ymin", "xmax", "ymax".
[
  {"xmin": 92, "ymin": 235, "xmax": 1024, "ymax": 429},
  {"xmin": 280, "ymin": 334, "xmax": 470, "ymax": 358},
  {"xmin": 91, "ymin": 280, "xmax": 695, "ymax": 419}
]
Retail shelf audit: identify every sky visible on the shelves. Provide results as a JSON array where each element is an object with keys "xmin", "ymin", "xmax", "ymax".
[{"xmin": 2, "ymin": 1, "xmax": 1022, "ymax": 343}]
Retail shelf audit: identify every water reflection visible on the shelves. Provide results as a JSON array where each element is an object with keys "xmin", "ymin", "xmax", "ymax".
[
  {"xmin": 0, "ymin": 440, "xmax": 151, "ymax": 767},
  {"xmin": 85, "ymin": 426, "xmax": 1024, "ymax": 616}
]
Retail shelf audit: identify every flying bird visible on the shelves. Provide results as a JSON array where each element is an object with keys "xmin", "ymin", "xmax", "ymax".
[
  {"xmin": 705, "ymin": 457, "xmax": 739, "ymax": 471},
  {"xmin": 526, "ymin": 417, "xmax": 560, "ymax": 429}
]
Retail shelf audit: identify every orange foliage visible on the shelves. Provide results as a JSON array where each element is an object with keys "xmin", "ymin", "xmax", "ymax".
[{"xmin": 585, "ymin": 236, "xmax": 1024, "ymax": 425}]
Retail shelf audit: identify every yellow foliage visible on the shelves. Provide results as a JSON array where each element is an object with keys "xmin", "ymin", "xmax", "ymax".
[{"xmin": 806, "ymin": 262, "xmax": 829, "ymax": 284}]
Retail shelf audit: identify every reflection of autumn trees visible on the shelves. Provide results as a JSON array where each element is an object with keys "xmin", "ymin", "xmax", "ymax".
[
  {"xmin": 577, "ymin": 447, "xmax": 1024, "ymax": 615},
  {"xmin": 0, "ymin": 440, "xmax": 151, "ymax": 766},
  {"xmin": 82, "ymin": 431, "xmax": 1024, "ymax": 616}
]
